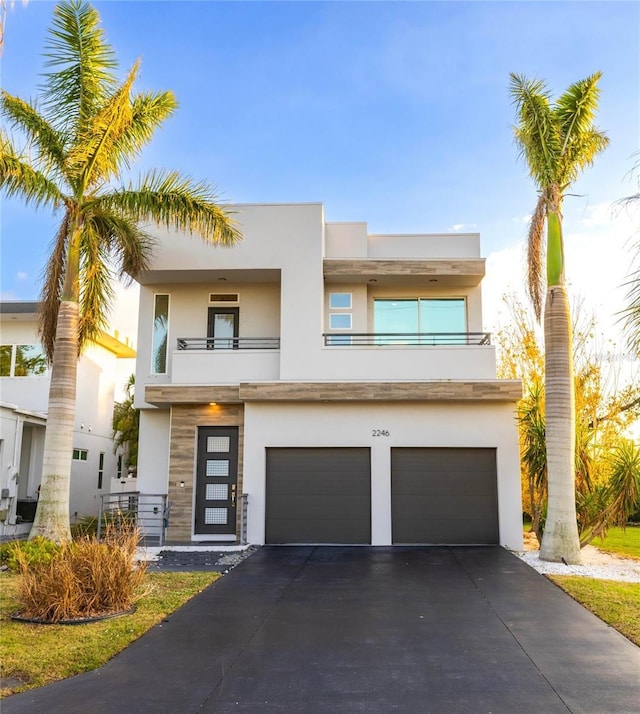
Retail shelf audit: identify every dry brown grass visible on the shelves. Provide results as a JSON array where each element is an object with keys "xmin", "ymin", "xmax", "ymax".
[{"xmin": 15, "ymin": 525, "xmax": 147, "ymax": 623}]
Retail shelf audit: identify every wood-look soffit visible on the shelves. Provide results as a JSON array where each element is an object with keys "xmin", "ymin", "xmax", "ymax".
[
  {"xmin": 145, "ymin": 380, "xmax": 521, "ymax": 405},
  {"xmin": 323, "ymin": 258, "xmax": 485, "ymax": 284}
]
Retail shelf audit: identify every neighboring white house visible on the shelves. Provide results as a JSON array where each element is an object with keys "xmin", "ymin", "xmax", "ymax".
[
  {"xmin": 0, "ymin": 301, "xmax": 136, "ymax": 538},
  {"xmin": 134, "ymin": 203, "xmax": 523, "ymax": 549}
]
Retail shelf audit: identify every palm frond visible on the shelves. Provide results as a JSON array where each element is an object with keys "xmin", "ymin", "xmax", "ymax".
[
  {"xmin": 77, "ymin": 220, "xmax": 114, "ymax": 351},
  {"xmin": 554, "ymin": 73, "xmax": 604, "ymax": 156},
  {"xmin": 39, "ymin": 213, "xmax": 71, "ymax": 362},
  {"xmin": 0, "ymin": 91, "xmax": 67, "ymax": 175},
  {"xmin": 559, "ymin": 129, "xmax": 609, "ymax": 189},
  {"xmin": 509, "ymin": 73, "xmax": 559, "ymax": 187},
  {"xmin": 92, "ymin": 170, "xmax": 242, "ymax": 246},
  {"xmin": 86, "ymin": 208, "xmax": 155, "ymax": 282},
  {"xmin": 605, "ymin": 440, "xmax": 640, "ymax": 526},
  {"xmin": 526, "ymin": 195, "xmax": 546, "ymax": 321},
  {"xmin": 67, "ymin": 60, "xmax": 140, "ymax": 188},
  {"xmin": 108, "ymin": 91, "xmax": 177, "ymax": 173},
  {"xmin": 42, "ymin": 0, "xmax": 117, "ymax": 134},
  {"xmin": 621, "ymin": 242, "xmax": 640, "ymax": 357},
  {"xmin": 0, "ymin": 131, "xmax": 65, "ymax": 209}
]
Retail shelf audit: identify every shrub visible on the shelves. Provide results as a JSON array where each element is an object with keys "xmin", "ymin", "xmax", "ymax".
[
  {"xmin": 15, "ymin": 525, "xmax": 147, "ymax": 623},
  {"xmin": 1, "ymin": 537, "xmax": 61, "ymax": 573},
  {"xmin": 71, "ymin": 510, "xmax": 137, "ymax": 540},
  {"xmin": 70, "ymin": 515, "xmax": 99, "ymax": 539}
]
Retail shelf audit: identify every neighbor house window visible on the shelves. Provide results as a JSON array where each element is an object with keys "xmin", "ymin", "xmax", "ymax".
[
  {"xmin": 117, "ymin": 454, "xmax": 123, "ymax": 479},
  {"xmin": 152, "ymin": 294, "xmax": 169, "ymax": 374},
  {"xmin": 73, "ymin": 448, "xmax": 88, "ymax": 461},
  {"xmin": 97, "ymin": 452, "xmax": 104, "ymax": 490},
  {"xmin": 374, "ymin": 298, "xmax": 466, "ymax": 343},
  {"xmin": 0, "ymin": 344, "xmax": 47, "ymax": 376},
  {"xmin": 0, "ymin": 345, "xmax": 12, "ymax": 376}
]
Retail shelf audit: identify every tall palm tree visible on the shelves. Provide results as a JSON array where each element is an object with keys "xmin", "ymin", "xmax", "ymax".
[
  {"xmin": 0, "ymin": 0, "xmax": 241, "ymax": 542},
  {"xmin": 510, "ymin": 73, "xmax": 608, "ymax": 563}
]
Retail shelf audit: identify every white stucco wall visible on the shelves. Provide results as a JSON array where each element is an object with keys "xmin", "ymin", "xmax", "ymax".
[
  {"xmin": 242, "ymin": 401, "xmax": 523, "ymax": 550},
  {"xmin": 134, "ymin": 205, "xmax": 493, "ymax": 387},
  {"xmin": 137, "ymin": 409, "xmax": 171, "ymax": 494}
]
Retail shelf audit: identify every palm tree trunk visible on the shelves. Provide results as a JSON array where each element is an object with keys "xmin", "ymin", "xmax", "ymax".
[
  {"xmin": 539, "ymin": 284, "xmax": 581, "ymax": 563},
  {"xmin": 30, "ymin": 221, "xmax": 81, "ymax": 543},
  {"xmin": 29, "ymin": 300, "xmax": 78, "ymax": 542}
]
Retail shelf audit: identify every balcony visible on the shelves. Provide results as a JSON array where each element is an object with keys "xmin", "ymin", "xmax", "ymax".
[
  {"xmin": 172, "ymin": 336, "xmax": 280, "ymax": 384},
  {"xmin": 177, "ymin": 337, "xmax": 280, "ymax": 350},
  {"xmin": 323, "ymin": 332, "xmax": 491, "ymax": 346}
]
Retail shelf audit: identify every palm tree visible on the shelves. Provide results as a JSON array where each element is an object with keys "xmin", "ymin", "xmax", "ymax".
[
  {"xmin": 510, "ymin": 73, "xmax": 608, "ymax": 563},
  {"xmin": 112, "ymin": 374, "xmax": 139, "ymax": 474},
  {"xmin": 0, "ymin": 0, "xmax": 241, "ymax": 542}
]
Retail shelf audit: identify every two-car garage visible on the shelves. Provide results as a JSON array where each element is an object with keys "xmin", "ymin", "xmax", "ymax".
[{"xmin": 265, "ymin": 447, "xmax": 499, "ymax": 545}]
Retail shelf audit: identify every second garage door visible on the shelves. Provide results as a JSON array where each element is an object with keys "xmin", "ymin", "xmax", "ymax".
[
  {"xmin": 266, "ymin": 448, "xmax": 371, "ymax": 544},
  {"xmin": 392, "ymin": 448, "xmax": 498, "ymax": 545}
]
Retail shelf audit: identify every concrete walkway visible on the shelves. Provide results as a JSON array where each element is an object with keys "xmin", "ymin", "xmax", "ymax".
[{"xmin": 4, "ymin": 546, "xmax": 639, "ymax": 713}]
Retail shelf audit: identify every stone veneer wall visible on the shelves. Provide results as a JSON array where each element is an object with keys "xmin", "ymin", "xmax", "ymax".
[{"xmin": 167, "ymin": 403, "xmax": 244, "ymax": 542}]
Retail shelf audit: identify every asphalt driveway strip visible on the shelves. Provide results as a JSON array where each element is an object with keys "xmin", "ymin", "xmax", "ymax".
[{"xmin": 4, "ymin": 546, "xmax": 639, "ymax": 714}]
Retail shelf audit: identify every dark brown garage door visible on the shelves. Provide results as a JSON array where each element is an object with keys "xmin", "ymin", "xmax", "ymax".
[
  {"xmin": 266, "ymin": 448, "xmax": 371, "ymax": 544},
  {"xmin": 392, "ymin": 448, "xmax": 498, "ymax": 544}
]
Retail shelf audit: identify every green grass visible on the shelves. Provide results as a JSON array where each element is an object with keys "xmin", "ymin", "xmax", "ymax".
[
  {"xmin": 549, "ymin": 576, "xmax": 640, "ymax": 646},
  {"xmin": 0, "ymin": 570, "xmax": 220, "ymax": 696},
  {"xmin": 590, "ymin": 525, "xmax": 640, "ymax": 559}
]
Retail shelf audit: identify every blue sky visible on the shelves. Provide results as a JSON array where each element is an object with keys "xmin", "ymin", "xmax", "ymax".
[{"xmin": 1, "ymin": 0, "xmax": 639, "ymax": 340}]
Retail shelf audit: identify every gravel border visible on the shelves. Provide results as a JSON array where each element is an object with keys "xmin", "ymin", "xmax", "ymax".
[{"xmin": 516, "ymin": 546, "xmax": 640, "ymax": 582}]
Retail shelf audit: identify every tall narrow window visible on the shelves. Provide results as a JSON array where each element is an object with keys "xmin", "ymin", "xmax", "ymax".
[
  {"xmin": 98, "ymin": 452, "xmax": 105, "ymax": 490},
  {"xmin": 117, "ymin": 454, "xmax": 123, "ymax": 479},
  {"xmin": 152, "ymin": 294, "xmax": 169, "ymax": 373}
]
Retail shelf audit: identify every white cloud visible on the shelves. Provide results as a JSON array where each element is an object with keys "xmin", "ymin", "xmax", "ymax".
[
  {"xmin": 16, "ymin": 271, "xmax": 28, "ymax": 281},
  {"xmin": 448, "ymin": 223, "xmax": 478, "ymax": 232},
  {"xmin": 483, "ymin": 204, "xmax": 638, "ymax": 349}
]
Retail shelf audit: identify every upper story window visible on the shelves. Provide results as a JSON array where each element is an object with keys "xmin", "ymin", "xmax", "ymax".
[
  {"xmin": 330, "ymin": 313, "xmax": 352, "ymax": 330},
  {"xmin": 0, "ymin": 344, "xmax": 48, "ymax": 377},
  {"xmin": 329, "ymin": 293, "xmax": 352, "ymax": 309},
  {"xmin": 73, "ymin": 448, "xmax": 88, "ymax": 461},
  {"xmin": 374, "ymin": 298, "xmax": 466, "ymax": 336},
  {"xmin": 152, "ymin": 294, "xmax": 169, "ymax": 374}
]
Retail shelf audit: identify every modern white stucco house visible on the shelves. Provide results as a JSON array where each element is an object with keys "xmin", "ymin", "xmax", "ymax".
[
  {"xmin": 0, "ymin": 301, "xmax": 136, "ymax": 538},
  {"xmin": 134, "ymin": 203, "xmax": 523, "ymax": 549}
]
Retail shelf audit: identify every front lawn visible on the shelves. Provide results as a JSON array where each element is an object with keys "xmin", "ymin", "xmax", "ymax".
[
  {"xmin": 0, "ymin": 570, "xmax": 220, "ymax": 696},
  {"xmin": 549, "ymin": 576, "xmax": 640, "ymax": 646},
  {"xmin": 590, "ymin": 525, "xmax": 640, "ymax": 559}
]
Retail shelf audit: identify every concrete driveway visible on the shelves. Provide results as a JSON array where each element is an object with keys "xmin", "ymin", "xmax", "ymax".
[{"xmin": 4, "ymin": 546, "xmax": 639, "ymax": 713}]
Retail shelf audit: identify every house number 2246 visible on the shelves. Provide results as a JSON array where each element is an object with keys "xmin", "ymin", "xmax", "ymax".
[{"xmin": 372, "ymin": 429, "xmax": 390, "ymax": 437}]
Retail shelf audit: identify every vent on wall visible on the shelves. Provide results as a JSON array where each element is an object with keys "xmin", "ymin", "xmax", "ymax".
[{"xmin": 209, "ymin": 294, "xmax": 239, "ymax": 303}]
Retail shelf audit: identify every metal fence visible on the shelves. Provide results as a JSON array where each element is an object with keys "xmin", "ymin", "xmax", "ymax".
[
  {"xmin": 98, "ymin": 492, "xmax": 169, "ymax": 546},
  {"xmin": 177, "ymin": 337, "xmax": 280, "ymax": 350},
  {"xmin": 323, "ymin": 332, "xmax": 491, "ymax": 346}
]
